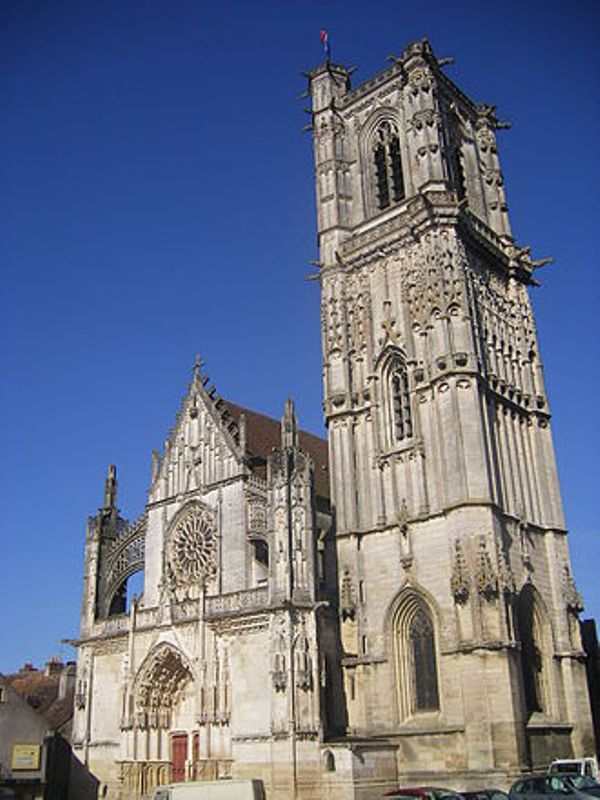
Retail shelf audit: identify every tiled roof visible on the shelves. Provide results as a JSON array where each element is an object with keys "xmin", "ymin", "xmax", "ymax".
[
  {"xmin": 5, "ymin": 668, "xmax": 74, "ymax": 733},
  {"xmin": 224, "ymin": 401, "xmax": 330, "ymax": 499}
]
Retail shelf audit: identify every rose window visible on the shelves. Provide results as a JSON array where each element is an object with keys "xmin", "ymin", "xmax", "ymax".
[{"xmin": 167, "ymin": 504, "xmax": 216, "ymax": 586}]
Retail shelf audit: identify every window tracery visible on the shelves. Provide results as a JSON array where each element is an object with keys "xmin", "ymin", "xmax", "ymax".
[
  {"xmin": 409, "ymin": 608, "xmax": 440, "ymax": 711},
  {"xmin": 517, "ymin": 585, "xmax": 552, "ymax": 716},
  {"xmin": 165, "ymin": 502, "xmax": 217, "ymax": 596},
  {"xmin": 372, "ymin": 120, "xmax": 405, "ymax": 211},
  {"xmin": 391, "ymin": 365, "xmax": 412, "ymax": 442},
  {"xmin": 393, "ymin": 591, "xmax": 440, "ymax": 720},
  {"xmin": 380, "ymin": 350, "xmax": 413, "ymax": 447}
]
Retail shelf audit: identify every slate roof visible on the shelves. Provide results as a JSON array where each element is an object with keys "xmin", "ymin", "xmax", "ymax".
[{"xmin": 224, "ymin": 401, "xmax": 330, "ymax": 499}]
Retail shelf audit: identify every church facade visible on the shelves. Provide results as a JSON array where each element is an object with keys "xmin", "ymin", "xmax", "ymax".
[{"xmin": 72, "ymin": 39, "xmax": 595, "ymax": 800}]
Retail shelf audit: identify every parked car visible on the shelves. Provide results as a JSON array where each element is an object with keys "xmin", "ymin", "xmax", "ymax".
[
  {"xmin": 549, "ymin": 760, "xmax": 599, "ymax": 781},
  {"xmin": 382, "ymin": 788, "xmax": 465, "ymax": 800},
  {"xmin": 462, "ymin": 790, "xmax": 508, "ymax": 800},
  {"xmin": 152, "ymin": 779, "xmax": 265, "ymax": 800},
  {"xmin": 509, "ymin": 774, "xmax": 600, "ymax": 800}
]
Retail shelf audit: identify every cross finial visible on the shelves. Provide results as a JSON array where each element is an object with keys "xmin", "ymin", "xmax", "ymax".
[{"xmin": 193, "ymin": 353, "xmax": 203, "ymax": 382}]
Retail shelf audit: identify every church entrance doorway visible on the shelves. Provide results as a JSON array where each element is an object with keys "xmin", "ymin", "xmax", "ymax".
[{"xmin": 171, "ymin": 732, "xmax": 188, "ymax": 782}]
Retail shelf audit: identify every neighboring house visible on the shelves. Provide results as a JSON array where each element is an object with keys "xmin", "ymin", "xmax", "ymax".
[{"xmin": 0, "ymin": 662, "xmax": 97, "ymax": 800}]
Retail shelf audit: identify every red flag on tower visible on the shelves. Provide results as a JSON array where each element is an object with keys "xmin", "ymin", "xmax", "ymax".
[{"xmin": 320, "ymin": 29, "xmax": 331, "ymax": 60}]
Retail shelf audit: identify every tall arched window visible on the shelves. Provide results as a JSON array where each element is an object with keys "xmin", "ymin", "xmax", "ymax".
[
  {"xmin": 372, "ymin": 121, "xmax": 405, "ymax": 211},
  {"xmin": 391, "ymin": 364, "xmax": 412, "ymax": 442},
  {"xmin": 517, "ymin": 585, "xmax": 552, "ymax": 717},
  {"xmin": 409, "ymin": 608, "xmax": 440, "ymax": 711},
  {"xmin": 393, "ymin": 591, "xmax": 440, "ymax": 719}
]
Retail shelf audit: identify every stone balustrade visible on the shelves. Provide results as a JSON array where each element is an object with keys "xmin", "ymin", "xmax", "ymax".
[{"xmin": 204, "ymin": 586, "xmax": 269, "ymax": 619}]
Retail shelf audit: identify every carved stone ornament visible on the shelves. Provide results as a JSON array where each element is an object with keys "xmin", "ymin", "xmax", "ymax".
[
  {"xmin": 475, "ymin": 536, "xmax": 499, "ymax": 601},
  {"xmin": 562, "ymin": 564, "xmax": 584, "ymax": 614},
  {"xmin": 326, "ymin": 293, "xmax": 344, "ymax": 353},
  {"xmin": 295, "ymin": 632, "xmax": 313, "ymax": 692},
  {"xmin": 518, "ymin": 522, "xmax": 532, "ymax": 569},
  {"xmin": 340, "ymin": 568, "xmax": 357, "ymax": 621},
  {"xmin": 407, "ymin": 66, "xmax": 433, "ymax": 94},
  {"xmin": 378, "ymin": 300, "xmax": 400, "ymax": 347},
  {"xmin": 410, "ymin": 108, "xmax": 437, "ymax": 131},
  {"xmin": 450, "ymin": 539, "xmax": 470, "ymax": 605},
  {"xmin": 272, "ymin": 619, "xmax": 287, "ymax": 692},
  {"xmin": 272, "ymin": 648, "xmax": 287, "ymax": 692},
  {"xmin": 248, "ymin": 498, "xmax": 267, "ymax": 535},
  {"xmin": 166, "ymin": 503, "xmax": 216, "ymax": 589},
  {"xmin": 475, "ymin": 124, "xmax": 496, "ymax": 153},
  {"xmin": 496, "ymin": 543, "xmax": 516, "ymax": 594}
]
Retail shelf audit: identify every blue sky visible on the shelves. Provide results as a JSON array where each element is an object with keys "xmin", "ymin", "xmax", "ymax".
[{"xmin": 1, "ymin": 1, "xmax": 598, "ymax": 672}]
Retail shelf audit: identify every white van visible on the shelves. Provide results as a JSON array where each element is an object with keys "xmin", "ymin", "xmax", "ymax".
[
  {"xmin": 548, "ymin": 758, "xmax": 598, "ymax": 780},
  {"xmin": 152, "ymin": 779, "xmax": 265, "ymax": 800}
]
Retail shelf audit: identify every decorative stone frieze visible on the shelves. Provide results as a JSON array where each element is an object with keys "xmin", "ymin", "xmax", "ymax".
[{"xmin": 205, "ymin": 587, "xmax": 268, "ymax": 619}]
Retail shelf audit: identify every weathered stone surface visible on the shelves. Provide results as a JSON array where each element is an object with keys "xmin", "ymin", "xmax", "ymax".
[{"xmin": 74, "ymin": 39, "xmax": 594, "ymax": 800}]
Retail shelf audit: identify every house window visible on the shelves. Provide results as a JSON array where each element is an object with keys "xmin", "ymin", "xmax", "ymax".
[
  {"xmin": 372, "ymin": 121, "xmax": 405, "ymax": 211},
  {"xmin": 393, "ymin": 592, "xmax": 440, "ymax": 719}
]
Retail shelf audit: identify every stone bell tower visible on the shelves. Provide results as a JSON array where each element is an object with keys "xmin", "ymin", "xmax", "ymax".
[{"xmin": 308, "ymin": 39, "xmax": 594, "ymax": 783}]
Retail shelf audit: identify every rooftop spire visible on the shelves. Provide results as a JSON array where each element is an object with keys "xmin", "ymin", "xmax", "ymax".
[
  {"xmin": 103, "ymin": 465, "xmax": 117, "ymax": 510},
  {"xmin": 192, "ymin": 353, "xmax": 203, "ymax": 383},
  {"xmin": 281, "ymin": 397, "xmax": 299, "ymax": 451}
]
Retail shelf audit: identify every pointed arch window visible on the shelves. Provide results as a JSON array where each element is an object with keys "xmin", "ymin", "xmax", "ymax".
[
  {"xmin": 393, "ymin": 592, "xmax": 440, "ymax": 719},
  {"xmin": 517, "ymin": 586, "xmax": 552, "ymax": 716},
  {"xmin": 372, "ymin": 121, "xmax": 405, "ymax": 211},
  {"xmin": 391, "ymin": 364, "xmax": 412, "ymax": 442},
  {"xmin": 409, "ymin": 609, "xmax": 440, "ymax": 711}
]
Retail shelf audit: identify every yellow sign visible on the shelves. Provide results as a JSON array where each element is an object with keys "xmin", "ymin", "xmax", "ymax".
[{"xmin": 11, "ymin": 743, "xmax": 41, "ymax": 770}]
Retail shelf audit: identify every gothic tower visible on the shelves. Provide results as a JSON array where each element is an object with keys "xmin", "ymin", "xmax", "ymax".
[
  {"xmin": 308, "ymin": 38, "xmax": 594, "ymax": 781},
  {"xmin": 73, "ymin": 37, "xmax": 594, "ymax": 800}
]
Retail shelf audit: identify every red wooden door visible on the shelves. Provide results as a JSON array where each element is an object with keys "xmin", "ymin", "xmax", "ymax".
[{"xmin": 171, "ymin": 733, "xmax": 188, "ymax": 783}]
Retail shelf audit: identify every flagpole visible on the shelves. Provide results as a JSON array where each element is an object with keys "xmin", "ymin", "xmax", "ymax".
[{"xmin": 320, "ymin": 29, "xmax": 331, "ymax": 63}]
